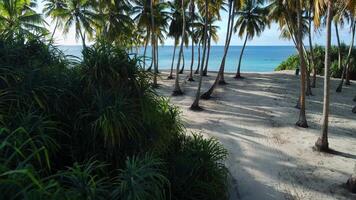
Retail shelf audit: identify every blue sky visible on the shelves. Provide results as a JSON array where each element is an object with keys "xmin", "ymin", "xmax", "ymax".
[{"xmin": 37, "ymin": 3, "xmax": 354, "ymax": 46}]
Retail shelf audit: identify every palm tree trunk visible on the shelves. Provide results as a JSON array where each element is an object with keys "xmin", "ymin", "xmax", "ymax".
[
  {"xmin": 155, "ymin": 39, "xmax": 159, "ymax": 73},
  {"xmin": 195, "ymin": 41, "xmax": 201, "ymax": 74},
  {"xmin": 201, "ymin": 0, "xmax": 234, "ymax": 99},
  {"xmin": 143, "ymin": 34, "xmax": 149, "ymax": 70},
  {"xmin": 169, "ymin": 41, "xmax": 177, "ymax": 79},
  {"xmin": 188, "ymin": 0, "xmax": 195, "ymax": 81},
  {"xmin": 315, "ymin": 0, "xmax": 332, "ymax": 151},
  {"xmin": 79, "ymin": 29, "xmax": 86, "ymax": 48},
  {"xmin": 295, "ymin": 1, "xmax": 308, "ymax": 128},
  {"xmin": 51, "ymin": 19, "xmax": 59, "ymax": 41},
  {"xmin": 335, "ymin": 22, "xmax": 344, "ymax": 92},
  {"xmin": 308, "ymin": 4, "xmax": 317, "ymax": 88},
  {"xmin": 235, "ymin": 33, "xmax": 248, "ymax": 79},
  {"xmin": 172, "ymin": 0, "xmax": 185, "ymax": 95},
  {"xmin": 203, "ymin": 34, "xmax": 211, "ymax": 76},
  {"xmin": 179, "ymin": 51, "xmax": 185, "ymax": 74},
  {"xmin": 191, "ymin": 0, "xmax": 208, "ymax": 109},
  {"xmin": 337, "ymin": 19, "xmax": 355, "ymax": 90},
  {"xmin": 345, "ymin": 21, "xmax": 356, "ymax": 86},
  {"xmin": 150, "ymin": 0, "xmax": 158, "ymax": 87}
]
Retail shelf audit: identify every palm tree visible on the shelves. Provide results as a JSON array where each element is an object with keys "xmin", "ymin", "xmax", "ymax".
[
  {"xmin": 336, "ymin": 15, "xmax": 355, "ymax": 92},
  {"xmin": 234, "ymin": 0, "xmax": 267, "ymax": 79},
  {"xmin": 172, "ymin": 0, "xmax": 186, "ymax": 95},
  {"xmin": 187, "ymin": 0, "xmax": 197, "ymax": 81},
  {"xmin": 59, "ymin": 0, "xmax": 96, "ymax": 48},
  {"xmin": 203, "ymin": 16, "xmax": 219, "ymax": 76},
  {"xmin": 190, "ymin": 0, "xmax": 209, "ymax": 110},
  {"xmin": 135, "ymin": 0, "xmax": 169, "ymax": 72},
  {"xmin": 43, "ymin": 0, "xmax": 66, "ymax": 40},
  {"xmin": 95, "ymin": 0, "xmax": 135, "ymax": 45},
  {"xmin": 168, "ymin": 0, "xmax": 189, "ymax": 78},
  {"xmin": 0, "ymin": 0, "xmax": 47, "ymax": 37},
  {"xmin": 200, "ymin": 0, "xmax": 238, "ymax": 99},
  {"xmin": 269, "ymin": 0, "xmax": 308, "ymax": 127},
  {"xmin": 315, "ymin": 0, "xmax": 333, "ymax": 151}
]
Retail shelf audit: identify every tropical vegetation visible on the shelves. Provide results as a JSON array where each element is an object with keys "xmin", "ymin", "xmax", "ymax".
[{"xmin": 1, "ymin": 0, "xmax": 356, "ymax": 197}]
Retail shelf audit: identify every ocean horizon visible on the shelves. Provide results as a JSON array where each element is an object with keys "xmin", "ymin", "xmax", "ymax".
[{"xmin": 58, "ymin": 45, "xmax": 297, "ymax": 73}]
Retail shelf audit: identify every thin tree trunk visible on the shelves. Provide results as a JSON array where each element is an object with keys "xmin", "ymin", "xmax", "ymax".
[
  {"xmin": 188, "ymin": 0, "xmax": 195, "ymax": 81},
  {"xmin": 155, "ymin": 39, "xmax": 159, "ymax": 73},
  {"xmin": 345, "ymin": 21, "xmax": 355, "ymax": 86},
  {"xmin": 143, "ymin": 33, "xmax": 149, "ymax": 70},
  {"xmin": 169, "ymin": 42, "xmax": 177, "ymax": 79},
  {"xmin": 315, "ymin": 0, "xmax": 332, "ymax": 151},
  {"xmin": 201, "ymin": 0, "xmax": 234, "ymax": 99},
  {"xmin": 179, "ymin": 51, "xmax": 185, "ymax": 73},
  {"xmin": 150, "ymin": 0, "xmax": 158, "ymax": 87},
  {"xmin": 335, "ymin": 21, "xmax": 343, "ymax": 92},
  {"xmin": 172, "ymin": 0, "xmax": 185, "ymax": 95},
  {"xmin": 79, "ymin": 28, "xmax": 86, "ymax": 49},
  {"xmin": 195, "ymin": 41, "xmax": 201, "ymax": 74},
  {"xmin": 307, "ymin": 5, "xmax": 317, "ymax": 88},
  {"xmin": 295, "ymin": 1, "xmax": 308, "ymax": 128},
  {"xmin": 235, "ymin": 33, "xmax": 248, "ymax": 79},
  {"xmin": 203, "ymin": 34, "xmax": 211, "ymax": 76},
  {"xmin": 51, "ymin": 19, "xmax": 59, "ymax": 41},
  {"xmin": 190, "ymin": 0, "xmax": 208, "ymax": 109},
  {"xmin": 337, "ymin": 19, "xmax": 355, "ymax": 90}
]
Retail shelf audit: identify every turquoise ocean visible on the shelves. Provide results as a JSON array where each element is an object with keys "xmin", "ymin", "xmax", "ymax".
[{"xmin": 58, "ymin": 45, "xmax": 296, "ymax": 73}]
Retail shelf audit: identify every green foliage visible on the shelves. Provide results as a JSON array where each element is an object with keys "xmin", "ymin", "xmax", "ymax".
[
  {"xmin": 275, "ymin": 54, "xmax": 300, "ymax": 71},
  {"xmin": 166, "ymin": 134, "xmax": 229, "ymax": 200},
  {"xmin": 275, "ymin": 45, "xmax": 356, "ymax": 79},
  {"xmin": 0, "ymin": 37, "xmax": 229, "ymax": 199}
]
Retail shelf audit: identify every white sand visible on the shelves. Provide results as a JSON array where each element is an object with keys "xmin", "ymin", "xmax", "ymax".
[{"xmin": 157, "ymin": 71, "xmax": 356, "ymax": 200}]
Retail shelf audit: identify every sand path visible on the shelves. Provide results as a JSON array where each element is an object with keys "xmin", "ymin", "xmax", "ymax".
[{"xmin": 157, "ymin": 71, "xmax": 356, "ymax": 200}]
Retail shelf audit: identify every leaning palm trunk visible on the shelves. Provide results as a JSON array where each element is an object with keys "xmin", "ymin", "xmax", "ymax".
[
  {"xmin": 191, "ymin": 0, "xmax": 208, "ymax": 109},
  {"xmin": 201, "ymin": 0, "xmax": 234, "ymax": 99},
  {"xmin": 295, "ymin": 2, "xmax": 308, "ymax": 128},
  {"xmin": 143, "ymin": 34, "xmax": 149, "ymax": 70},
  {"xmin": 179, "ymin": 52, "xmax": 185, "ymax": 74},
  {"xmin": 150, "ymin": 0, "xmax": 158, "ymax": 87},
  {"xmin": 155, "ymin": 39, "xmax": 159, "ymax": 73},
  {"xmin": 203, "ymin": 34, "xmax": 211, "ymax": 76},
  {"xmin": 169, "ymin": 42, "xmax": 177, "ymax": 79},
  {"xmin": 195, "ymin": 41, "xmax": 201, "ymax": 74},
  {"xmin": 188, "ymin": 0, "xmax": 195, "ymax": 81},
  {"xmin": 50, "ymin": 19, "xmax": 59, "ymax": 41},
  {"xmin": 172, "ymin": 0, "xmax": 185, "ymax": 95},
  {"xmin": 235, "ymin": 33, "xmax": 248, "ymax": 78},
  {"xmin": 308, "ymin": 5, "xmax": 317, "ymax": 88},
  {"xmin": 315, "ymin": 0, "xmax": 333, "ymax": 151},
  {"xmin": 336, "ymin": 19, "xmax": 355, "ymax": 92}
]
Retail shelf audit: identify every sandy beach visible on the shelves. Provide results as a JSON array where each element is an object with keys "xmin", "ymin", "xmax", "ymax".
[{"xmin": 157, "ymin": 71, "xmax": 356, "ymax": 200}]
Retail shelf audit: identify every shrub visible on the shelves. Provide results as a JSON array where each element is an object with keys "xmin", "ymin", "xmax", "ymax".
[
  {"xmin": 0, "ymin": 37, "xmax": 229, "ymax": 199},
  {"xmin": 275, "ymin": 45, "xmax": 356, "ymax": 79}
]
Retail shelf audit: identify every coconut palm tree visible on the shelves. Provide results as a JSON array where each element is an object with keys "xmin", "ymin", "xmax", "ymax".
[
  {"xmin": 190, "ymin": 0, "xmax": 209, "ymax": 110},
  {"xmin": 43, "ymin": 0, "xmax": 66, "ymax": 40},
  {"xmin": 234, "ymin": 0, "xmax": 268, "ymax": 79},
  {"xmin": 168, "ymin": 0, "xmax": 189, "ymax": 78},
  {"xmin": 203, "ymin": 16, "xmax": 219, "ymax": 76},
  {"xmin": 133, "ymin": 0, "xmax": 169, "ymax": 72},
  {"xmin": 0, "ymin": 0, "xmax": 47, "ymax": 37},
  {"xmin": 336, "ymin": 15, "xmax": 355, "ymax": 92},
  {"xmin": 172, "ymin": 0, "xmax": 186, "ymax": 95},
  {"xmin": 59, "ymin": 0, "xmax": 96, "ymax": 48},
  {"xmin": 268, "ymin": 0, "xmax": 308, "ymax": 127},
  {"xmin": 314, "ymin": 0, "xmax": 333, "ymax": 151},
  {"xmin": 95, "ymin": 0, "xmax": 135, "ymax": 45},
  {"xmin": 188, "ymin": 0, "xmax": 197, "ymax": 81},
  {"xmin": 200, "ymin": 0, "xmax": 238, "ymax": 99}
]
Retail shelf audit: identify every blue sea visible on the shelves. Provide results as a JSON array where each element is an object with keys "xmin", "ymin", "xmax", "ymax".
[{"xmin": 58, "ymin": 45, "xmax": 296, "ymax": 72}]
